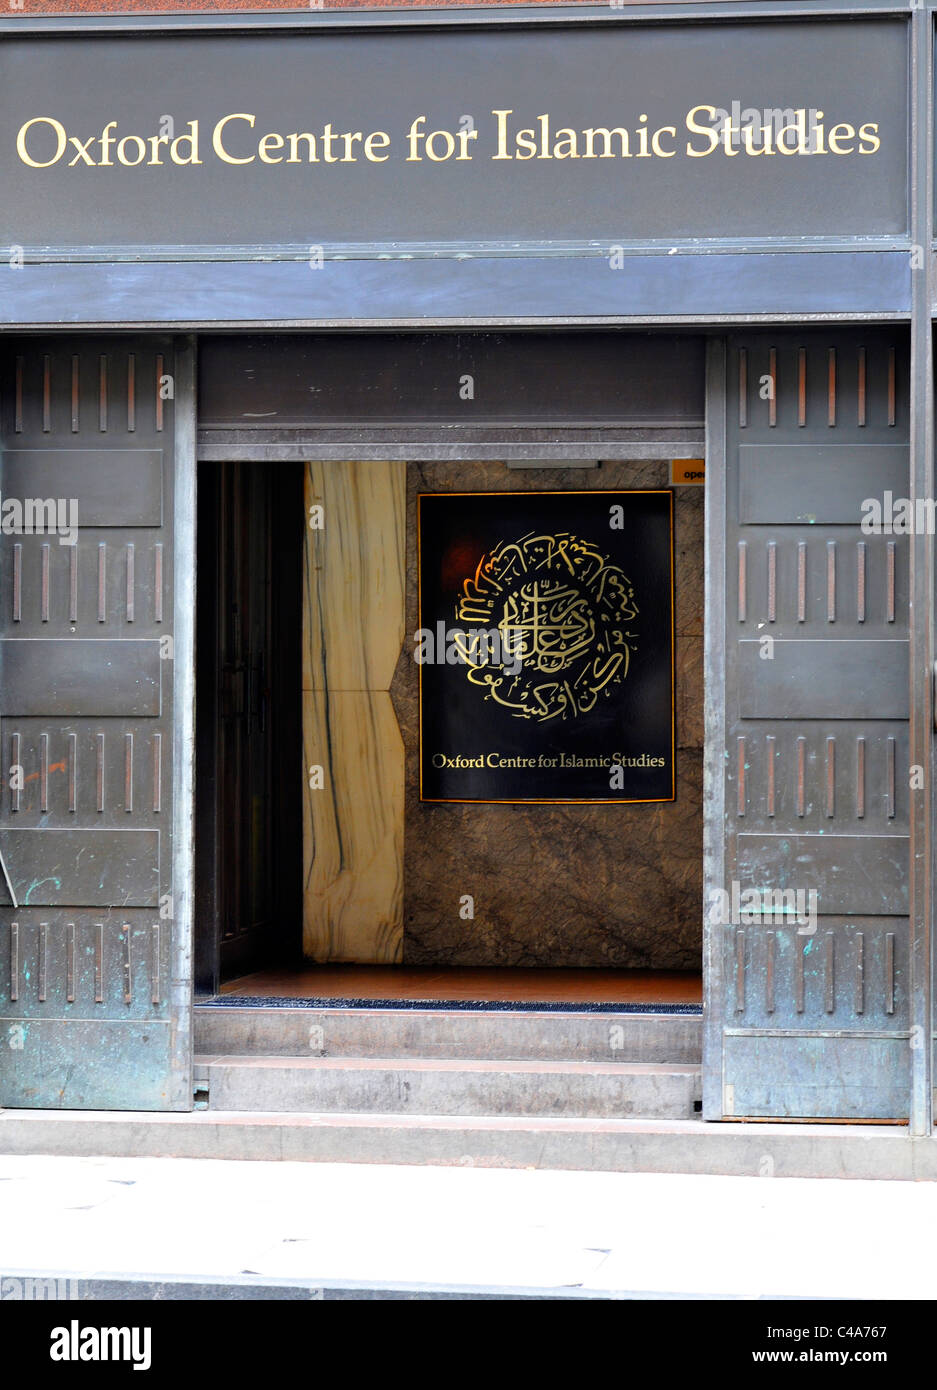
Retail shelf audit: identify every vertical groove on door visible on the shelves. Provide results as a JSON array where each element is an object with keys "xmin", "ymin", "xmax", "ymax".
[
  {"xmin": 886, "ymin": 736, "xmax": 896, "ymax": 818},
  {"xmin": 152, "ymin": 733, "xmax": 162, "ymax": 814},
  {"xmin": 97, "ymin": 543, "xmax": 106, "ymax": 623},
  {"xmin": 42, "ymin": 355, "xmax": 51, "ymax": 433},
  {"xmin": 96, "ymin": 734, "xmax": 105, "ymax": 813},
  {"xmin": 40, "ymin": 544, "xmax": 50, "ymax": 623},
  {"xmin": 825, "ymin": 736, "xmax": 836, "ymax": 818},
  {"xmin": 98, "ymin": 354, "xmax": 108, "ymax": 432},
  {"xmin": 68, "ymin": 733, "xmax": 77, "ymax": 813},
  {"xmin": 66, "ymin": 923, "xmax": 75, "ymax": 1003},
  {"xmin": 824, "ymin": 932, "xmax": 835, "ymax": 1014},
  {"xmin": 124, "ymin": 732, "xmax": 133, "ymax": 814},
  {"xmin": 150, "ymin": 923, "xmax": 160, "ymax": 1006},
  {"xmin": 70, "ymin": 355, "xmax": 79, "ymax": 433},
  {"xmin": 121, "ymin": 925, "xmax": 132, "ymax": 1004},
  {"xmin": 127, "ymin": 353, "xmax": 136, "ymax": 433},
  {"xmin": 38, "ymin": 922, "xmax": 47, "ymax": 1002},
  {"xmin": 857, "ymin": 345, "xmax": 867, "ymax": 426},
  {"xmin": 12, "ymin": 543, "xmax": 22, "ymax": 623},
  {"xmin": 39, "ymin": 732, "xmax": 49, "ymax": 813},
  {"xmin": 856, "ymin": 542, "xmax": 866, "ymax": 623},
  {"xmin": 154, "ymin": 544, "xmax": 163, "ymax": 624},
  {"xmin": 887, "ymin": 346, "xmax": 896, "ymax": 426},
  {"xmin": 69, "ymin": 545, "xmax": 78, "ymax": 624},
  {"xmin": 155, "ymin": 355, "xmax": 164, "ymax": 432},
  {"xmin": 10, "ymin": 922, "xmax": 18, "ymax": 1001},
  {"xmin": 886, "ymin": 541, "xmax": 896, "ymax": 623},
  {"xmin": 10, "ymin": 732, "xmax": 21, "ymax": 813},
  {"xmin": 94, "ymin": 924, "xmax": 104, "ymax": 1003},
  {"xmin": 796, "ymin": 736, "xmax": 806, "ymax": 817},
  {"xmin": 126, "ymin": 544, "xmax": 135, "ymax": 623},
  {"xmin": 14, "ymin": 356, "xmax": 23, "ymax": 434}
]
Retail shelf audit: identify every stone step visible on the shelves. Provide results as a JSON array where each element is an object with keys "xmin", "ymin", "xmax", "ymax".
[
  {"xmin": 193, "ymin": 1055, "xmax": 702, "ymax": 1119},
  {"xmin": 0, "ymin": 1108, "xmax": 925, "ymax": 1180},
  {"xmin": 194, "ymin": 1005, "xmax": 701, "ymax": 1064}
]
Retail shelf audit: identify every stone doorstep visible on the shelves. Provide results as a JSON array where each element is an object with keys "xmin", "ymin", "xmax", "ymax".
[
  {"xmin": 193, "ymin": 1006, "xmax": 702, "ymax": 1064},
  {"xmin": 0, "ymin": 1108, "xmax": 934, "ymax": 1180},
  {"xmin": 193, "ymin": 1055, "xmax": 703, "ymax": 1119}
]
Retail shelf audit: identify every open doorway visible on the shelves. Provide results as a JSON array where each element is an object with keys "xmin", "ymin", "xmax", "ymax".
[
  {"xmin": 194, "ymin": 455, "xmax": 702, "ymax": 1007},
  {"xmin": 194, "ymin": 460, "xmax": 304, "ymax": 994}
]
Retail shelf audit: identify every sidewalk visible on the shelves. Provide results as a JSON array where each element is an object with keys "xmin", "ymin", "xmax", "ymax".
[{"xmin": 1, "ymin": 1154, "xmax": 936, "ymax": 1299}]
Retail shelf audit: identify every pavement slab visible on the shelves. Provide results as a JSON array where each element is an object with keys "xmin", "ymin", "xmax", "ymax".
[{"xmin": 0, "ymin": 1155, "xmax": 936, "ymax": 1299}]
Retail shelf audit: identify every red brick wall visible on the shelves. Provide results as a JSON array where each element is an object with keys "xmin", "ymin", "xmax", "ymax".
[
  {"xmin": 15, "ymin": 0, "xmax": 745, "ymax": 13},
  {"xmin": 7, "ymin": 0, "xmax": 721, "ymax": 18},
  {"xmin": 11, "ymin": 0, "xmax": 601, "ymax": 13}
]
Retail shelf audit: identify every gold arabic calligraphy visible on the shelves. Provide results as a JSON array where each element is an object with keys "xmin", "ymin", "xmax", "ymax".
[{"xmin": 454, "ymin": 530, "xmax": 639, "ymax": 722}]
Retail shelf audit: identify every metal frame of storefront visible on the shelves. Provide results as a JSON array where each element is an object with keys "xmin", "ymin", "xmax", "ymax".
[{"xmin": 0, "ymin": 0, "xmax": 934, "ymax": 1135}]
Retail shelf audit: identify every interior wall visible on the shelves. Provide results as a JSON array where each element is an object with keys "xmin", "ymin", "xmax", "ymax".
[
  {"xmin": 392, "ymin": 460, "xmax": 703, "ymax": 970},
  {"xmin": 302, "ymin": 457, "xmax": 703, "ymax": 969},
  {"xmin": 302, "ymin": 459, "xmax": 406, "ymax": 963}
]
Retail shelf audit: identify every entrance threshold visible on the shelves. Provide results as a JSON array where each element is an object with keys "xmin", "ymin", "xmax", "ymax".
[{"xmin": 202, "ymin": 967, "xmax": 702, "ymax": 1014}]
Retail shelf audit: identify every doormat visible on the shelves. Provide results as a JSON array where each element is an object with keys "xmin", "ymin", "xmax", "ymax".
[{"xmin": 197, "ymin": 996, "xmax": 702, "ymax": 1015}]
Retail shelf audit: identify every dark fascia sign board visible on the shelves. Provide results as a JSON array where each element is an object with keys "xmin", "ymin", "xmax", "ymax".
[
  {"xmin": 0, "ymin": 16, "xmax": 912, "ymax": 325},
  {"xmin": 0, "ymin": 19, "xmax": 909, "ymax": 251}
]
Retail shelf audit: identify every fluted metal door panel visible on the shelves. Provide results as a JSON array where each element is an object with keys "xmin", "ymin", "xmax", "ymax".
[
  {"xmin": 0, "ymin": 339, "xmax": 193, "ymax": 1110},
  {"xmin": 705, "ymin": 331, "xmax": 911, "ymax": 1120}
]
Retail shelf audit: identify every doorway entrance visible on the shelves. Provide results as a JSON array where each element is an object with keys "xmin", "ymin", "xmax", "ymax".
[
  {"xmin": 194, "ymin": 454, "xmax": 704, "ymax": 1005},
  {"xmin": 194, "ymin": 460, "xmax": 304, "ymax": 995},
  {"xmin": 193, "ymin": 331, "xmax": 708, "ymax": 1008}
]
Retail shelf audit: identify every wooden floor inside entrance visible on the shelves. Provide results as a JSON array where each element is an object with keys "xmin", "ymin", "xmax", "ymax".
[{"xmin": 218, "ymin": 966, "xmax": 702, "ymax": 1005}]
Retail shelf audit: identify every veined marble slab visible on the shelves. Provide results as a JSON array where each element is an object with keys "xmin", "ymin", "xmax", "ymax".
[{"xmin": 302, "ymin": 461, "xmax": 406, "ymax": 962}]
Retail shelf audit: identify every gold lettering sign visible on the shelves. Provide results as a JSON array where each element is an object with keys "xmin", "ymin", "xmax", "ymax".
[
  {"xmin": 418, "ymin": 490, "xmax": 675, "ymax": 804},
  {"xmin": 453, "ymin": 530, "xmax": 639, "ymax": 724},
  {"xmin": 14, "ymin": 107, "xmax": 882, "ymax": 170}
]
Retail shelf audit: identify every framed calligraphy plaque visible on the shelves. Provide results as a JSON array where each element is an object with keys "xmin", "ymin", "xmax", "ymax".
[{"xmin": 417, "ymin": 490, "xmax": 675, "ymax": 803}]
